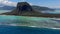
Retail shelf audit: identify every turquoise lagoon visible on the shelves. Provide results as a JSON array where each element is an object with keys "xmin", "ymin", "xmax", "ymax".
[{"xmin": 0, "ymin": 10, "xmax": 60, "ymax": 28}]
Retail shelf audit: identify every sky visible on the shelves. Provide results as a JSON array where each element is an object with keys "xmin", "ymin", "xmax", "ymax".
[{"xmin": 0, "ymin": 0, "xmax": 60, "ymax": 8}]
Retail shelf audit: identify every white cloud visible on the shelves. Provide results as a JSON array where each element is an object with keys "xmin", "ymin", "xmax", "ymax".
[
  {"xmin": 0, "ymin": 0, "xmax": 33, "ymax": 7},
  {"xmin": 0, "ymin": 0, "xmax": 17, "ymax": 6},
  {"xmin": 27, "ymin": 2, "xmax": 32, "ymax": 5}
]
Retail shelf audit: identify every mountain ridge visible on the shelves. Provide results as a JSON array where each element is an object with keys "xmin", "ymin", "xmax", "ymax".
[{"xmin": 0, "ymin": 5, "xmax": 54, "ymax": 11}]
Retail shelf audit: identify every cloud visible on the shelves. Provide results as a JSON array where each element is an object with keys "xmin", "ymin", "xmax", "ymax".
[
  {"xmin": 0, "ymin": 0, "xmax": 17, "ymax": 6},
  {"xmin": 0, "ymin": 0, "xmax": 33, "ymax": 7},
  {"xmin": 27, "ymin": 2, "xmax": 32, "ymax": 5}
]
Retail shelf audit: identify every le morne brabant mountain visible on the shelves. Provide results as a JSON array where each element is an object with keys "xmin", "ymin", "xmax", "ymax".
[{"xmin": 1, "ymin": 2, "xmax": 59, "ymax": 18}]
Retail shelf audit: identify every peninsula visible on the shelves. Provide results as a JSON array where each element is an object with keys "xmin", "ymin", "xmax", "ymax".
[{"xmin": 1, "ymin": 2, "xmax": 58, "ymax": 18}]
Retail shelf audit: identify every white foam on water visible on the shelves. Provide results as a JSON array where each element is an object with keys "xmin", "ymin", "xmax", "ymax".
[
  {"xmin": 44, "ymin": 27, "xmax": 60, "ymax": 30},
  {"xmin": 51, "ymin": 28, "xmax": 60, "ymax": 29},
  {"xmin": 28, "ymin": 26, "xmax": 37, "ymax": 27},
  {"xmin": 0, "ymin": 24, "xmax": 60, "ymax": 30}
]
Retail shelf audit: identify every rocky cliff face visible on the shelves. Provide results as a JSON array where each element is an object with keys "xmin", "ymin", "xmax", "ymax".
[
  {"xmin": 14, "ymin": 2, "xmax": 34, "ymax": 15},
  {"xmin": 17, "ymin": 2, "xmax": 32, "ymax": 11}
]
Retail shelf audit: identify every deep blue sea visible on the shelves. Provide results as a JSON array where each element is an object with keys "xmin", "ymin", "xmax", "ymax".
[
  {"xmin": 0, "ymin": 10, "xmax": 60, "ymax": 34},
  {"xmin": 0, "ymin": 25, "xmax": 60, "ymax": 34}
]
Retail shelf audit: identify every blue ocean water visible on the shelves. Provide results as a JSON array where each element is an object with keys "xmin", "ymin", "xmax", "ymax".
[
  {"xmin": 0, "ymin": 26, "xmax": 60, "ymax": 34},
  {"xmin": 0, "ymin": 10, "xmax": 60, "ymax": 34}
]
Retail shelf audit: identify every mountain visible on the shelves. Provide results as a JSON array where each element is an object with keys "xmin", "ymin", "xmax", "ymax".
[
  {"xmin": 0, "ymin": 2, "xmax": 41, "ymax": 15},
  {"xmin": 0, "ymin": 2, "xmax": 55, "ymax": 16},
  {"xmin": 0, "ymin": 6, "xmax": 15, "ymax": 10},
  {"xmin": 32, "ymin": 6, "xmax": 55, "ymax": 11}
]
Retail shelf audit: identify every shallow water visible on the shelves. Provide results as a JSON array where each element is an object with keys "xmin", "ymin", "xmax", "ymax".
[
  {"xmin": 0, "ymin": 10, "xmax": 11, "ymax": 14},
  {"xmin": 0, "ymin": 10, "xmax": 60, "ymax": 34},
  {"xmin": 41, "ymin": 10, "xmax": 60, "ymax": 14},
  {"xmin": 0, "ymin": 15, "xmax": 60, "ymax": 28}
]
